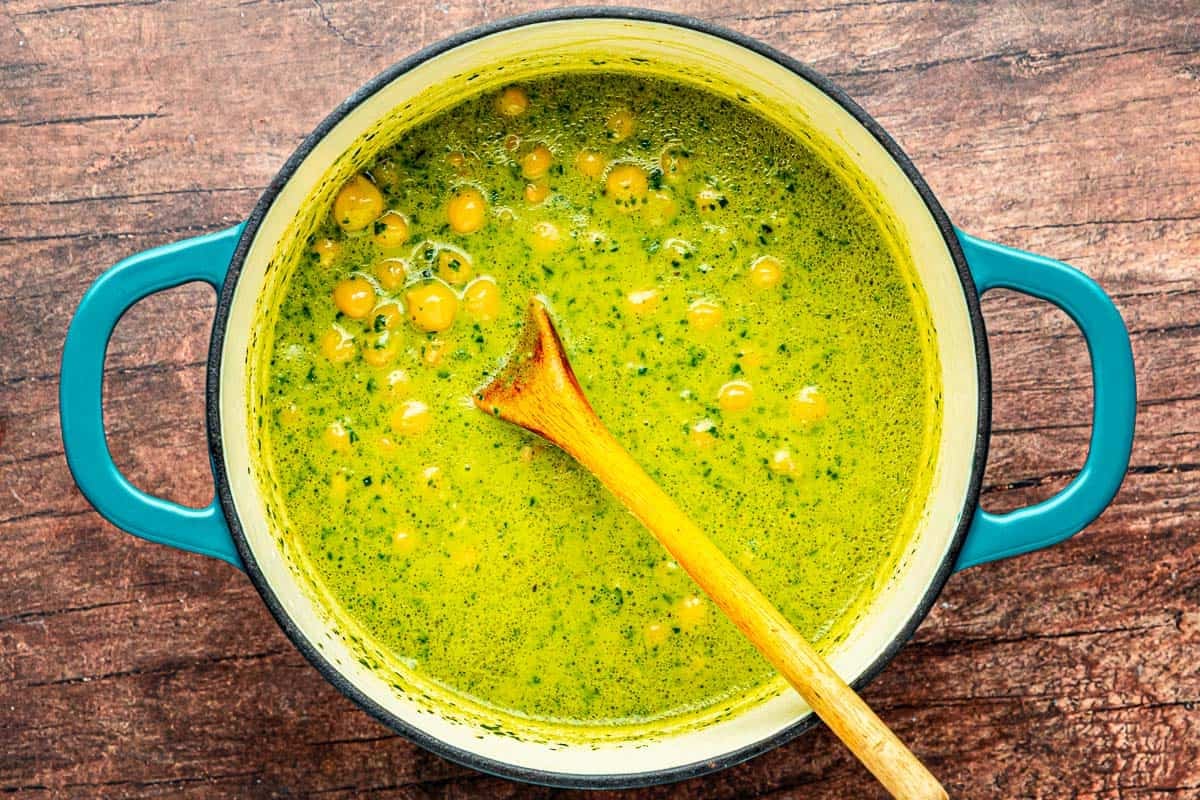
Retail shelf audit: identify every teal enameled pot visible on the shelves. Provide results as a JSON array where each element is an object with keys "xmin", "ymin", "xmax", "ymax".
[{"xmin": 59, "ymin": 8, "xmax": 1137, "ymax": 789}]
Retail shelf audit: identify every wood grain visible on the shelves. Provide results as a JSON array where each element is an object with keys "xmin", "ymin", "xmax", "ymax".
[{"xmin": 1, "ymin": 1, "xmax": 1197, "ymax": 797}]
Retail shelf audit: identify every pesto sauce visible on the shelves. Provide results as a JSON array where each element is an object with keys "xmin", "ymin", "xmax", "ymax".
[{"xmin": 262, "ymin": 74, "xmax": 935, "ymax": 726}]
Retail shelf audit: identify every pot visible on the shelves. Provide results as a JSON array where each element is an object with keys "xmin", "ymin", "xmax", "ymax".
[{"xmin": 59, "ymin": 8, "xmax": 1137, "ymax": 789}]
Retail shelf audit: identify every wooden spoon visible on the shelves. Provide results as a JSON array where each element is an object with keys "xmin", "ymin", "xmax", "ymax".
[{"xmin": 475, "ymin": 296, "xmax": 946, "ymax": 800}]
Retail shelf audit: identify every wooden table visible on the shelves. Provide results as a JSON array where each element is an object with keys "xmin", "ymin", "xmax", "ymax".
[{"xmin": 2, "ymin": 1, "xmax": 1196, "ymax": 797}]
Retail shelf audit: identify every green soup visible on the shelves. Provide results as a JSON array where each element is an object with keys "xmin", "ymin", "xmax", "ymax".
[{"xmin": 258, "ymin": 74, "xmax": 939, "ymax": 729}]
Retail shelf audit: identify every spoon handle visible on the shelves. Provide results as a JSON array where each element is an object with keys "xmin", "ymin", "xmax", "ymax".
[{"xmin": 559, "ymin": 418, "xmax": 947, "ymax": 800}]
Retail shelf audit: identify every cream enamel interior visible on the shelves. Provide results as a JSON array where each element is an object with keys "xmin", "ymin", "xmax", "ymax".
[{"xmin": 218, "ymin": 18, "xmax": 979, "ymax": 778}]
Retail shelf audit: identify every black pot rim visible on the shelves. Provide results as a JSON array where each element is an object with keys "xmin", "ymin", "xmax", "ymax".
[{"xmin": 206, "ymin": 6, "xmax": 992, "ymax": 790}]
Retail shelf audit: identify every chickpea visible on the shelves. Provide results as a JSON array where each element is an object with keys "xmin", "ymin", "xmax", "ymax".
[
  {"xmin": 643, "ymin": 622, "xmax": 670, "ymax": 647},
  {"xmin": 436, "ymin": 247, "xmax": 474, "ymax": 285},
  {"xmin": 392, "ymin": 529, "xmax": 420, "ymax": 555},
  {"xmin": 606, "ymin": 108, "xmax": 635, "ymax": 141},
  {"xmin": 686, "ymin": 299, "xmax": 723, "ymax": 331},
  {"xmin": 605, "ymin": 163, "xmax": 648, "ymax": 210},
  {"xmin": 420, "ymin": 464, "xmax": 442, "ymax": 489},
  {"xmin": 520, "ymin": 144, "xmax": 553, "ymax": 180},
  {"xmin": 503, "ymin": 133, "xmax": 521, "ymax": 152},
  {"xmin": 645, "ymin": 190, "xmax": 678, "ymax": 226},
  {"xmin": 447, "ymin": 187, "xmax": 486, "ymax": 234},
  {"xmin": 749, "ymin": 255, "xmax": 784, "ymax": 288},
  {"xmin": 377, "ymin": 434, "xmax": 398, "ymax": 454},
  {"xmin": 496, "ymin": 85, "xmax": 529, "ymax": 117},
  {"xmin": 530, "ymin": 220, "xmax": 561, "ymax": 253},
  {"xmin": 523, "ymin": 180, "xmax": 550, "ymax": 204},
  {"xmin": 625, "ymin": 288, "xmax": 660, "ymax": 316},
  {"xmin": 323, "ymin": 420, "xmax": 352, "ymax": 451},
  {"xmin": 279, "ymin": 403, "xmax": 303, "ymax": 426},
  {"xmin": 446, "ymin": 151, "xmax": 467, "ymax": 172},
  {"xmin": 422, "ymin": 339, "xmax": 446, "ymax": 365},
  {"xmin": 332, "ymin": 277, "xmax": 376, "ymax": 319},
  {"xmin": 372, "ymin": 210, "xmax": 410, "ymax": 249},
  {"xmin": 332, "ymin": 174, "xmax": 384, "ymax": 232},
  {"xmin": 362, "ymin": 331, "xmax": 399, "ymax": 367},
  {"xmin": 320, "ymin": 326, "xmax": 355, "ymax": 363},
  {"xmin": 674, "ymin": 594, "xmax": 707, "ymax": 629},
  {"xmin": 375, "ymin": 258, "xmax": 409, "ymax": 291},
  {"xmin": 769, "ymin": 448, "xmax": 799, "ymax": 476},
  {"xmin": 690, "ymin": 419, "xmax": 717, "ymax": 448},
  {"xmin": 372, "ymin": 160, "xmax": 402, "ymax": 191},
  {"xmin": 372, "ymin": 302, "xmax": 403, "ymax": 331},
  {"xmin": 391, "ymin": 399, "xmax": 431, "ymax": 436},
  {"xmin": 718, "ymin": 380, "xmax": 755, "ymax": 412},
  {"xmin": 659, "ymin": 145, "xmax": 691, "ymax": 183},
  {"xmin": 495, "ymin": 206, "xmax": 517, "ymax": 225},
  {"xmin": 385, "ymin": 368, "xmax": 410, "ymax": 398},
  {"xmin": 790, "ymin": 385, "xmax": 829, "ymax": 425},
  {"xmin": 695, "ymin": 187, "xmax": 726, "ymax": 215},
  {"xmin": 575, "ymin": 149, "xmax": 605, "ymax": 178},
  {"xmin": 311, "ymin": 236, "xmax": 341, "ymax": 266},
  {"xmin": 463, "ymin": 276, "xmax": 501, "ymax": 322},
  {"xmin": 406, "ymin": 280, "xmax": 458, "ymax": 332}
]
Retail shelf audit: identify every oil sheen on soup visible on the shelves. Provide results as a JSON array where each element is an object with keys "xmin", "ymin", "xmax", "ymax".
[{"xmin": 260, "ymin": 74, "xmax": 939, "ymax": 727}]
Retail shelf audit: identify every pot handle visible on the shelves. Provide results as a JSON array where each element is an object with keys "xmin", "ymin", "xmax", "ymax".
[
  {"xmin": 953, "ymin": 230, "xmax": 1136, "ymax": 570},
  {"xmin": 60, "ymin": 225, "xmax": 246, "ymax": 569}
]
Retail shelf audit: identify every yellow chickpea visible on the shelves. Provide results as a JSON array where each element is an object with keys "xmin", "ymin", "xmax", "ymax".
[
  {"xmin": 372, "ymin": 210, "xmax": 410, "ymax": 249},
  {"xmin": 332, "ymin": 277, "xmax": 376, "ymax": 319},
  {"xmin": 523, "ymin": 180, "xmax": 550, "ymax": 204},
  {"xmin": 311, "ymin": 236, "xmax": 341, "ymax": 266},
  {"xmin": 645, "ymin": 190, "xmax": 678, "ymax": 227},
  {"xmin": 447, "ymin": 187, "xmax": 486, "ymax": 234},
  {"xmin": 323, "ymin": 421, "xmax": 352, "ymax": 452},
  {"xmin": 520, "ymin": 144, "xmax": 553, "ymax": 180},
  {"xmin": 385, "ymin": 368, "xmax": 410, "ymax": 399},
  {"xmin": 405, "ymin": 281, "xmax": 458, "ymax": 332},
  {"xmin": 530, "ymin": 220, "xmax": 561, "ymax": 253},
  {"xmin": 436, "ymin": 247, "xmax": 474, "ymax": 285},
  {"xmin": 332, "ymin": 174, "xmax": 384, "ymax": 232},
  {"xmin": 463, "ymin": 276, "xmax": 501, "ymax": 322},
  {"xmin": 496, "ymin": 85, "xmax": 529, "ymax": 117},
  {"xmin": 605, "ymin": 163, "xmax": 648, "ymax": 210},
  {"xmin": 503, "ymin": 133, "xmax": 522, "ymax": 153},
  {"xmin": 674, "ymin": 594, "xmax": 707, "ymax": 629},
  {"xmin": 319, "ymin": 326, "xmax": 355, "ymax": 363},
  {"xmin": 391, "ymin": 399, "xmax": 431, "ymax": 436},
  {"xmin": 718, "ymin": 380, "xmax": 755, "ymax": 412},
  {"xmin": 371, "ymin": 302, "xmax": 403, "ymax": 331},
  {"xmin": 660, "ymin": 145, "xmax": 691, "ymax": 183},
  {"xmin": 695, "ymin": 187, "xmax": 726, "ymax": 215},
  {"xmin": 769, "ymin": 448, "xmax": 799, "ymax": 476},
  {"xmin": 362, "ymin": 331, "xmax": 399, "ymax": 367},
  {"xmin": 575, "ymin": 149, "xmax": 605, "ymax": 178},
  {"xmin": 625, "ymin": 288, "xmax": 660, "ymax": 316},
  {"xmin": 372, "ymin": 160, "xmax": 402, "ymax": 191},
  {"xmin": 279, "ymin": 403, "xmax": 303, "ymax": 426},
  {"xmin": 495, "ymin": 206, "xmax": 517, "ymax": 225},
  {"xmin": 392, "ymin": 529, "xmax": 420, "ymax": 555},
  {"xmin": 687, "ymin": 299, "xmax": 723, "ymax": 331},
  {"xmin": 689, "ymin": 419, "xmax": 717, "ymax": 448},
  {"xmin": 422, "ymin": 339, "xmax": 446, "ymax": 366},
  {"xmin": 791, "ymin": 385, "xmax": 829, "ymax": 425},
  {"xmin": 374, "ymin": 258, "xmax": 409, "ymax": 291},
  {"xmin": 446, "ymin": 151, "xmax": 468, "ymax": 172},
  {"xmin": 749, "ymin": 255, "xmax": 784, "ymax": 288},
  {"xmin": 606, "ymin": 108, "xmax": 635, "ymax": 141},
  {"xmin": 643, "ymin": 622, "xmax": 670, "ymax": 647}
]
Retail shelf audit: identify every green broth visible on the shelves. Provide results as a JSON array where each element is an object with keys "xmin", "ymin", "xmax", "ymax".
[{"xmin": 260, "ymin": 74, "xmax": 938, "ymax": 727}]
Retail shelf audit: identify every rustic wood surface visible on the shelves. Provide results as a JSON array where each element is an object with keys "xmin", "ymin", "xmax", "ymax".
[{"xmin": 0, "ymin": 0, "xmax": 1196, "ymax": 797}]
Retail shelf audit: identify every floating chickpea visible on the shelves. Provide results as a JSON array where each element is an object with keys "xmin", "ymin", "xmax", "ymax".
[
  {"xmin": 659, "ymin": 145, "xmax": 691, "ymax": 182},
  {"xmin": 606, "ymin": 108, "xmax": 635, "ymax": 141},
  {"xmin": 769, "ymin": 448, "xmax": 799, "ymax": 476},
  {"xmin": 422, "ymin": 339, "xmax": 446, "ymax": 366},
  {"xmin": 391, "ymin": 399, "xmax": 431, "ymax": 436},
  {"xmin": 790, "ymin": 385, "xmax": 829, "ymax": 425},
  {"xmin": 674, "ymin": 594, "xmax": 707, "ymax": 629},
  {"xmin": 645, "ymin": 190, "xmax": 678, "ymax": 227},
  {"xmin": 496, "ymin": 85, "xmax": 529, "ymax": 117},
  {"xmin": 279, "ymin": 403, "xmax": 303, "ymax": 426},
  {"xmin": 332, "ymin": 174, "xmax": 384, "ymax": 232},
  {"xmin": 372, "ymin": 302, "xmax": 403, "ymax": 331},
  {"xmin": 520, "ymin": 144, "xmax": 553, "ymax": 180},
  {"xmin": 575, "ymin": 149, "xmax": 605, "ymax": 178},
  {"xmin": 406, "ymin": 280, "xmax": 458, "ymax": 332},
  {"xmin": 687, "ymin": 298, "xmax": 723, "ymax": 331},
  {"xmin": 605, "ymin": 163, "xmax": 648, "ymax": 210},
  {"xmin": 372, "ymin": 160, "xmax": 402, "ymax": 191},
  {"xmin": 311, "ymin": 236, "xmax": 341, "ymax": 266},
  {"xmin": 749, "ymin": 255, "xmax": 784, "ymax": 288},
  {"xmin": 377, "ymin": 434, "xmax": 398, "ymax": 454},
  {"xmin": 530, "ymin": 221, "xmax": 561, "ymax": 253},
  {"xmin": 695, "ymin": 187, "xmax": 726, "ymax": 216},
  {"xmin": 503, "ymin": 133, "xmax": 521, "ymax": 152},
  {"xmin": 320, "ymin": 326, "xmax": 355, "ymax": 363},
  {"xmin": 643, "ymin": 622, "xmax": 670, "ymax": 647},
  {"xmin": 332, "ymin": 277, "xmax": 376, "ymax": 319},
  {"xmin": 392, "ymin": 529, "xmax": 420, "ymax": 555},
  {"xmin": 372, "ymin": 210, "xmax": 410, "ymax": 249},
  {"xmin": 718, "ymin": 380, "xmax": 755, "ymax": 412},
  {"xmin": 447, "ymin": 187, "xmax": 486, "ymax": 234},
  {"xmin": 626, "ymin": 288, "xmax": 660, "ymax": 316},
  {"xmin": 689, "ymin": 419, "xmax": 717, "ymax": 449},
  {"xmin": 362, "ymin": 331, "xmax": 399, "ymax": 367},
  {"xmin": 463, "ymin": 276, "xmax": 501, "ymax": 322},
  {"xmin": 436, "ymin": 247, "xmax": 474, "ymax": 285},
  {"xmin": 374, "ymin": 258, "xmax": 409, "ymax": 291},
  {"xmin": 446, "ymin": 151, "xmax": 468, "ymax": 172},
  {"xmin": 385, "ymin": 369, "xmax": 410, "ymax": 398},
  {"xmin": 323, "ymin": 421, "xmax": 352, "ymax": 452},
  {"xmin": 524, "ymin": 180, "xmax": 550, "ymax": 204}
]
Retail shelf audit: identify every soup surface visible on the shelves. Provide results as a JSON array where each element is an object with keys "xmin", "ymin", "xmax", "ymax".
[{"xmin": 259, "ymin": 74, "xmax": 938, "ymax": 727}]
